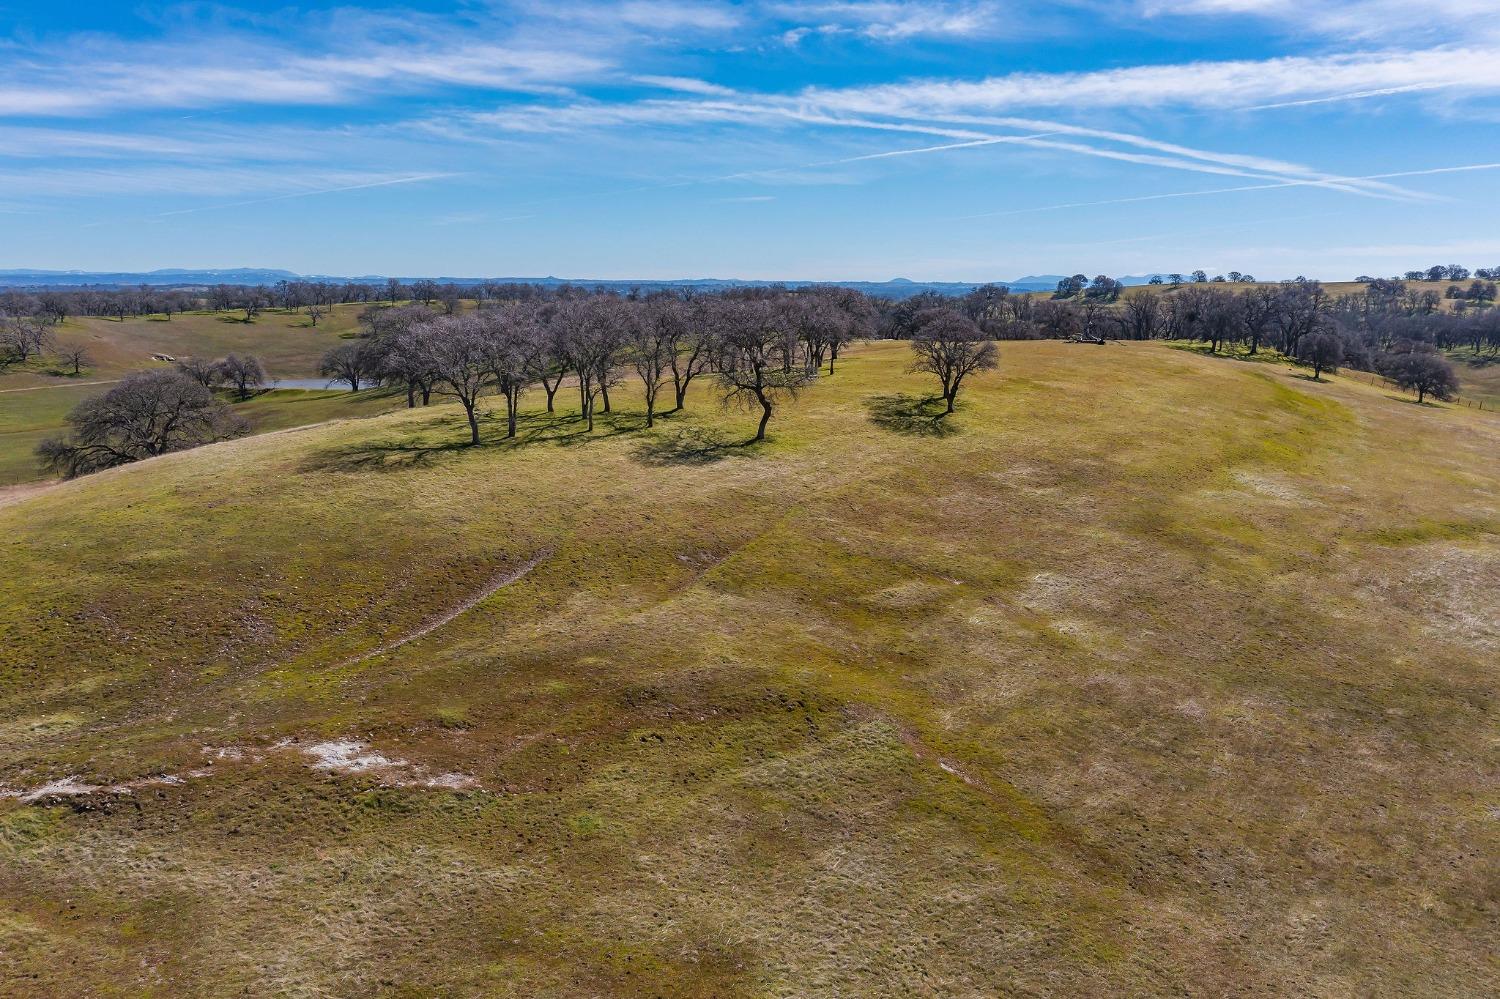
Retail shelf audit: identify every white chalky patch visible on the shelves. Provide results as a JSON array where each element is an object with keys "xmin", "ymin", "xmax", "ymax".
[
  {"xmin": 299, "ymin": 740, "xmax": 479, "ymax": 790},
  {"xmin": 2, "ymin": 777, "xmax": 100, "ymax": 802},
  {"xmin": 303, "ymin": 740, "xmax": 402, "ymax": 773}
]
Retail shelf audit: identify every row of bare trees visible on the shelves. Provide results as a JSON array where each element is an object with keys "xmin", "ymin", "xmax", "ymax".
[
  {"xmin": 35, "ymin": 289, "xmax": 997, "ymax": 479},
  {"xmin": 322, "ymin": 289, "xmax": 881, "ymax": 445}
]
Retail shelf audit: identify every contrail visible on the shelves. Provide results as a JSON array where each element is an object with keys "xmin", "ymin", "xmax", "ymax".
[
  {"xmin": 956, "ymin": 162, "xmax": 1500, "ymax": 220},
  {"xmin": 913, "ymin": 112, "xmax": 1425, "ymax": 201},
  {"xmin": 1235, "ymin": 83, "xmax": 1454, "ymax": 112}
]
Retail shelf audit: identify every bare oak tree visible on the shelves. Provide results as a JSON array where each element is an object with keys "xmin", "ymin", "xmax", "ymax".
[
  {"xmin": 319, "ymin": 341, "xmax": 377, "ymax": 391},
  {"xmin": 627, "ymin": 297, "xmax": 680, "ymax": 427},
  {"xmin": 216, "ymin": 353, "xmax": 267, "ymax": 399},
  {"xmin": 712, "ymin": 299, "xmax": 810, "ymax": 442},
  {"xmin": 481, "ymin": 304, "xmax": 542, "ymax": 439},
  {"xmin": 908, "ymin": 309, "xmax": 997, "ymax": 414},
  {"xmin": 416, "ymin": 316, "xmax": 491, "ymax": 445},
  {"xmin": 36, "ymin": 370, "xmax": 247, "ymax": 478}
]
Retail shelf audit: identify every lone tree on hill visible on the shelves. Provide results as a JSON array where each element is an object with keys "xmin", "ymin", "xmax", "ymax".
[
  {"xmin": 36, "ymin": 370, "xmax": 247, "ymax": 478},
  {"xmin": 1, "ymin": 315, "xmax": 50, "ymax": 367},
  {"xmin": 58, "ymin": 344, "xmax": 91, "ymax": 376},
  {"xmin": 908, "ymin": 309, "xmax": 997, "ymax": 414},
  {"xmin": 1296, "ymin": 332, "xmax": 1344, "ymax": 380}
]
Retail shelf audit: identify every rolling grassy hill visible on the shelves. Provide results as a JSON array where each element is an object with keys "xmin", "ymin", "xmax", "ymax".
[
  {"xmin": 0, "ymin": 341, "xmax": 1496, "ymax": 997},
  {"xmin": 1451, "ymin": 351, "xmax": 1500, "ymax": 409},
  {"xmin": 0, "ymin": 305, "xmax": 401, "ymax": 487}
]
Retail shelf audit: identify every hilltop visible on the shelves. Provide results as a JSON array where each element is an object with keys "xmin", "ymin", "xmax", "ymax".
[{"xmin": 1, "ymin": 341, "xmax": 1495, "ymax": 996}]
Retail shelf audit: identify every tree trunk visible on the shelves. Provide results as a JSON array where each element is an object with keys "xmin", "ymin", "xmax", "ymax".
[
  {"xmin": 754, "ymin": 393, "xmax": 772, "ymax": 442},
  {"xmin": 600, "ymin": 382, "xmax": 611, "ymax": 413},
  {"xmin": 544, "ymin": 383, "xmax": 557, "ymax": 412},
  {"xmin": 406, "ymin": 383, "xmax": 416, "ymax": 408},
  {"xmin": 465, "ymin": 404, "xmax": 480, "ymax": 446},
  {"xmin": 506, "ymin": 392, "xmax": 518, "ymax": 439}
]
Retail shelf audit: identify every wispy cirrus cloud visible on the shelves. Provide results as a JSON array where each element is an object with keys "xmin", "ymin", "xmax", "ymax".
[
  {"xmin": 955, "ymin": 161, "xmax": 1500, "ymax": 219},
  {"xmin": 0, "ymin": 42, "xmax": 610, "ymax": 117},
  {"xmin": 1137, "ymin": 0, "xmax": 1500, "ymax": 42},
  {"xmin": 449, "ymin": 82, "xmax": 1434, "ymax": 201},
  {"xmin": 772, "ymin": 2, "xmax": 1015, "ymax": 41},
  {"xmin": 799, "ymin": 46, "xmax": 1500, "ymax": 115}
]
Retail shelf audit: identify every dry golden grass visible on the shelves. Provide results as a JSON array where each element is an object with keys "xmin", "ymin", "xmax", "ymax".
[{"xmin": 0, "ymin": 341, "xmax": 1495, "ymax": 997}]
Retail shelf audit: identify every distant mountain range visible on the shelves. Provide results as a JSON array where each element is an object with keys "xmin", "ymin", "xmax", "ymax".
[{"xmin": 0, "ymin": 268, "xmax": 1169, "ymax": 296}]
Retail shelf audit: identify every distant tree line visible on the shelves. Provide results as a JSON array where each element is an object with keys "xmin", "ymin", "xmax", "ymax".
[
  {"xmin": 0, "ymin": 280, "xmax": 571, "ymax": 326},
  {"xmin": 23, "ymin": 264, "xmax": 1498, "ymax": 478}
]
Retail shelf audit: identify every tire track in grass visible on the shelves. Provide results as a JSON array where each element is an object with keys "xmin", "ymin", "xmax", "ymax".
[
  {"xmin": 0, "ymin": 549, "xmax": 554, "ymax": 803},
  {"xmin": 332, "ymin": 547, "xmax": 554, "ymax": 669}
]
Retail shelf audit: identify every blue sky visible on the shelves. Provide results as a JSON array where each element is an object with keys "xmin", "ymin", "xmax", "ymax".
[{"xmin": 1, "ymin": 0, "xmax": 1498, "ymax": 281}]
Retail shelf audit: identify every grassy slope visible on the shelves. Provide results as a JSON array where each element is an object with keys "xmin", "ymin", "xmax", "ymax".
[
  {"xmin": 0, "ymin": 386, "xmax": 408, "ymax": 488},
  {"xmin": 60, "ymin": 305, "xmax": 366, "ymax": 379},
  {"xmin": 0, "ymin": 342, "xmax": 1496, "ymax": 997},
  {"xmin": 0, "ymin": 304, "xmax": 399, "ymax": 486},
  {"xmin": 1451, "ymin": 351, "xmax": 1500, "ymax": 408}
]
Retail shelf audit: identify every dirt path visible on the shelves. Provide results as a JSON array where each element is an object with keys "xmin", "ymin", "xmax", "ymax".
[
  {"xmin": 335, "ymin": 548, "xmax": 554, "ymax": 668},
  {"xmin": 0, "ymin": 479, "xmax": 62, "ymax": 509},
  {"xmin": 0, "ymin": 379, "xmax": 120, "ymax": 394}
]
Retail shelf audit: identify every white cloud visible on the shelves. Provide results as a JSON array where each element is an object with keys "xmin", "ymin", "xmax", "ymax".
[
  {"xmin": 0, "ymin": 43, "xmax": 609, "ymax": 118},
  {"xmin": 632, "ymin": 75, "xmax": 738, "ymax": 96},
  {"xmin": 800, "ymin": 46, "xmax": 1500, "ymax": 115},
  {"xmin": 454, "ymin": 86, "xmax": 1432, "ymax": 201},
  {"xmin": 770, "ymin": 2, "xmax": 1013, "ymax": 40},
  {"xmin": 1137, "ymin": 0, "xmax": 1500, "ymax": 41},
  {"xmin": 0, "ymin": 165, "xmax": 450, "ymax": 200}
]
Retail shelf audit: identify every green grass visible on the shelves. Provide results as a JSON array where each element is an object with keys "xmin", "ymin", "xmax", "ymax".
[
  {"xmin": 0, "ymin": 381, "xmax": 409, "ymax": 487},
  {"xmin": 0, "ymin": 302, "xmax": 417, "ymax": 486},
  {"xmin": 0, "ymin": 341, "xmax": 1496, "ymax": 996},
  {"xmin": 57, "ymin": 304, "xmax": 369, "ymax": 377}
]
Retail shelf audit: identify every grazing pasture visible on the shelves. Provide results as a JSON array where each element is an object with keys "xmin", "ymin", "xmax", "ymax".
[
  {"xmin": 0, "ymin": 305, "xmax": 403, "ymax": 485},
  {"xmin": 0, "ymin": 341, "xmax": 1494, "ymax": 997}
]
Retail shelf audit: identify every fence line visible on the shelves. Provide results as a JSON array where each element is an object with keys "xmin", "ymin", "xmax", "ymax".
[{"xmin": 1356, "ymin": 372, "xmax": 1488, "ymax": 411}]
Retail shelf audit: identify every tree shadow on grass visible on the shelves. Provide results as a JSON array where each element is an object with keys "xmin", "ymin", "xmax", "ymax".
[
  {"xmin": 298, "ymin": 409, "xmax": 643, "ymax": 471},
  {"xmin": 300, "ymin": 437, "xmax": 474, "ymax": 472},
  {"xmin": 632, "ymin": 425, "xmax": 761, "ymax": 466},
  {"xmin": 515, "ymin": 410, "xmax": 642, "ymax": 448},
  {"xmin": 866, "ymin": 393, "xmax": 958, "ymax": 437}
]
